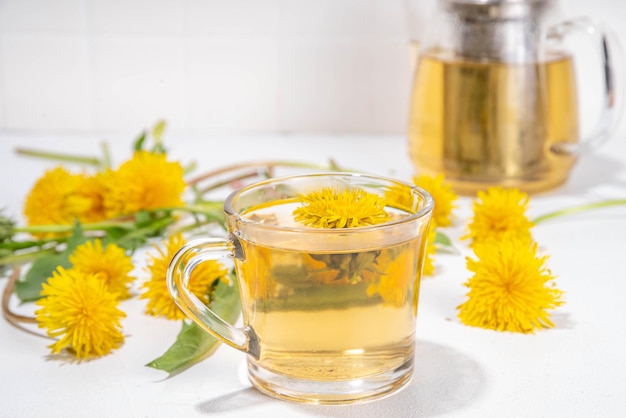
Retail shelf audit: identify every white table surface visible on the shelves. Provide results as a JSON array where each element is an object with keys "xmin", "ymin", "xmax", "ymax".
[{"xmin": 1, "ymin": 129, "xmax": 626, "ymax": 418}]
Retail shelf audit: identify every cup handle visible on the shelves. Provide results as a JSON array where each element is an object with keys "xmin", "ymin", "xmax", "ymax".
[
  {"xmin": 547, "ymin": 17, "xmax": 623, "ymax": 155},
  {"xmin": 166, "ymin": 236, "xmax": 259, "ymax": 359}
]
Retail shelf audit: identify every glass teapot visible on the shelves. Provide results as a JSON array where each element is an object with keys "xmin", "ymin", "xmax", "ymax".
[{"xmin": 407, "ymin": 0, "xmax": 622, "ymax": 194}]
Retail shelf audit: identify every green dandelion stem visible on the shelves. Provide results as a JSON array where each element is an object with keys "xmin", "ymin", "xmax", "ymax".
[
  {"xmin": 100, "ymin": 141, "xmax": 112, "ymax": 170},
  {"xmin": 11, "ymin": 206, "xmax": 222, "ymax": 238},
  {"xmin": 15, "ymin": 148, "xmax": 101, "ymax": 167},
  {"xmin": 170, "ymin": 220, "xmax": 223, "ymax": 236},
  {"xmin": 533, "ymin": 199, "xmax": 626, "ymax": 224},
  {"xmin": 150, "ymin": 203, "xmax": 224, "ymax": 221},
  {"xmin": 1, "ymin": 267, "xmax": 46, "ymax": 331},
  {"xmin": 176, "ymin": 203, "xmax": 224, "ymax": 217},
  {"xmin": 0, "ymin": 247, "xmax": 58, "ymax": 267},
  {"xmin": 114, "ymin": 215, "xmax": 176, "ymax": 247},
  {"xmin": 13, "ymin": 220, "xmax": 136, "ymax": 235},
  {"xmin": 193, "ymin": 169, "xmax": 266, "ymax": 197},
  {"xmin": 0, "ymin": 238, "xmax": 59, "ymax": 251}
]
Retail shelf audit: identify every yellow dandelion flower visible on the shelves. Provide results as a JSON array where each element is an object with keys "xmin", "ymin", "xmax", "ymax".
[
  {"xmin": 103, "ymin": 151, "xmax": 185, "ymax": 218},
  {"xmin": 383, "ymin": 185, "xmax": 415, "ymax": 213},
  {"xmin": 35, "ymin": 267, "xmax": 126, "ymax": 358},
  {"xmin": 422, "ymin": 221, "xmax": 437, "ymax": 277},
  {"xmin": 140, "ymin": 233, "xmax": 228, "ymax": 320},
  {"xmin": 464, "ymin": 187, "xmax": 534, "ymax": 246},
  {"xmin": 413, "ymin": 174, "xmax": 457, "ymax": 227},
  {"xmin": 69, "ymin": 239, "xmax": 135, "ymax": 299},
  {"xmin": 457, "ymin": 237, "xmax": 563, "ymax": 333},
  {"xmin": 24, "ymin": 167, "xmax": 108, "ymax": 237},
  {"xmin": 293, "ymin": 187, "xmax": 390, "ymax": 228},
  {"xmin": 23, "ymin": 167, "xmax": 84, "ymax": 237},
  {"xmin": 76, "ymin": 172, "xmax": 109, "ymax": 223}
]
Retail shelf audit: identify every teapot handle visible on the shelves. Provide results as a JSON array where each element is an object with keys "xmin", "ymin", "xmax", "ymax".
[{"xmin": 547, "ymin": 18, "xmax": 623, "ymax": 155}]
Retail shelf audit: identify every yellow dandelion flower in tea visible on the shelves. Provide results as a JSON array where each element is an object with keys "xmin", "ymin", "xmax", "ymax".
[
  {"xmin": 366, "ymin": 247, "xmax": 413, "ymax": 307},
  {"xmin": 457, "ymin": 237, "xmax": 563, "ymax": 334},
  {"xmin": 239, "ymin": 243, "xmax": 278, "ymax": 299},
  {"xmin": 301, "ymin": 254, "xmax": 341, "ymax": 284},
  {"xmin": 103, "ymin": 151, "xmax": 186, "ymax": 218},
  {"xmin": 464, "ymin": 187, "xmax": 534, "ymax": 246},
  {"xmin": 293, "ymin": 187, "xmax": 390, "ymax": 228},
  {"xmin": 140, "ymin": 233, "xmax": 228, "ymax": 320},
  {"xmin": 69, "ymin": 239, "xmax": 135, "ymax": 299},
  {"xmin": 35, "ymin": 267, "xmax": 126, "ymax": 358},
  {"xmin": 413, "ymin": 174, "xmax": 457, "ymax": 227},
  {"xmin": 24, "ymin": 167, "xmax": 86, "ymax": 237}
]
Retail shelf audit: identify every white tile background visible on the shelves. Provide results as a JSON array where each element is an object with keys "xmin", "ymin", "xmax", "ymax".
[{"xmin": 0, "ymin": 0, "xmax": 624, "ymax": 137}]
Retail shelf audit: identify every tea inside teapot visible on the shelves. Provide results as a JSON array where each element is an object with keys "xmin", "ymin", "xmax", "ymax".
[{"xmin": 408, "ymin": 0, "xmax": 618, "ymax": 194}]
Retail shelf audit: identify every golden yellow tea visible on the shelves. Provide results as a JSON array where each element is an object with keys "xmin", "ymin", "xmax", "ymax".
[
  {"xmin": 236, "ymin": 202, "xmax": 420, "ymax": 383},
  {"xmin": 408, "ymin": 52, "xmax": 579, "ymax": 194}
]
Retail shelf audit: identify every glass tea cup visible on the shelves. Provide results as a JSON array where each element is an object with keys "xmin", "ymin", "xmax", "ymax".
[{"xmin": 166, "ymin": 173, "xmax": 433, "ymax": 404}]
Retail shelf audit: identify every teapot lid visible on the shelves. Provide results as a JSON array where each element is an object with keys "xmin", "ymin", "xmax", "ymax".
[
  {"xmin": 439, "ymin": 0, "xmax": 559, "ymax": 62},
  {"xmin": 443, "ymin": 0, "xmax": 554, "ymax": 21}
]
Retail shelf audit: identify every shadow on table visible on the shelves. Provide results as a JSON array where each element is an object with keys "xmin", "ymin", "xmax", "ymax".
[
  {"xmin": 196, "ymin": 386, "xmax": 271, "ymax": 414},
  {"xmin": 195, "ymin": 339, "xmax": 484, "ymax": 417}
]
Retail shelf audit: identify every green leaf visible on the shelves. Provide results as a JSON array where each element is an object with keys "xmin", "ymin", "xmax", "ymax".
[
  {"xmin": 134, "ymin": 210, "xmax": 153, "ymax": 227},
  {"xmin": 146, "ymin": 278, "xmax": 241, "ymax": 376},
  {"xmin": 15, "ymin": 252, "xmax": 72, "ymax": 302},
  {"xmin": 434, "ymin": 231, "xmax": 452, "ymax": 247},
  {"xmin": 101, "ymin": 227, "xmax": 131, "ymax": 245},
  {"xmin": 15, "ymin": 224, "xmax": 89, "ymax": 302},
  {"xmin": 434, "ymin": 230, "xmax": 460, "ymax": 255},
  {"xmin": 151, "ymin": 120, "xmax": 167, "ymax": 154},
  {"xmin": 152, "ymin": 119, "xmax": 166, "ymax": 143},
  {"xmin": 183, "ymin": 160, "xmax": 197, "ymax": 175},
  {"xmin": 133, "ymin": 130, "xmax": 147, "ymax": 152}
]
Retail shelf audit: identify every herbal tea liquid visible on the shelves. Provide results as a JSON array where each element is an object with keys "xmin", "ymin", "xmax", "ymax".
[
  {"xmin": 408, "ymin": 52, "xmax": 579, "ymax": 194},
  {"xmin": 235, "ymin": 202, "xmax": 421, "ymax": 382}
]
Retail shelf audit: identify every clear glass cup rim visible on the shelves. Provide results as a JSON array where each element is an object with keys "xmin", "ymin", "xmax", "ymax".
[{"xmin": 223, "ymin": 172, "xmax": 434, "ymax": 234}]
